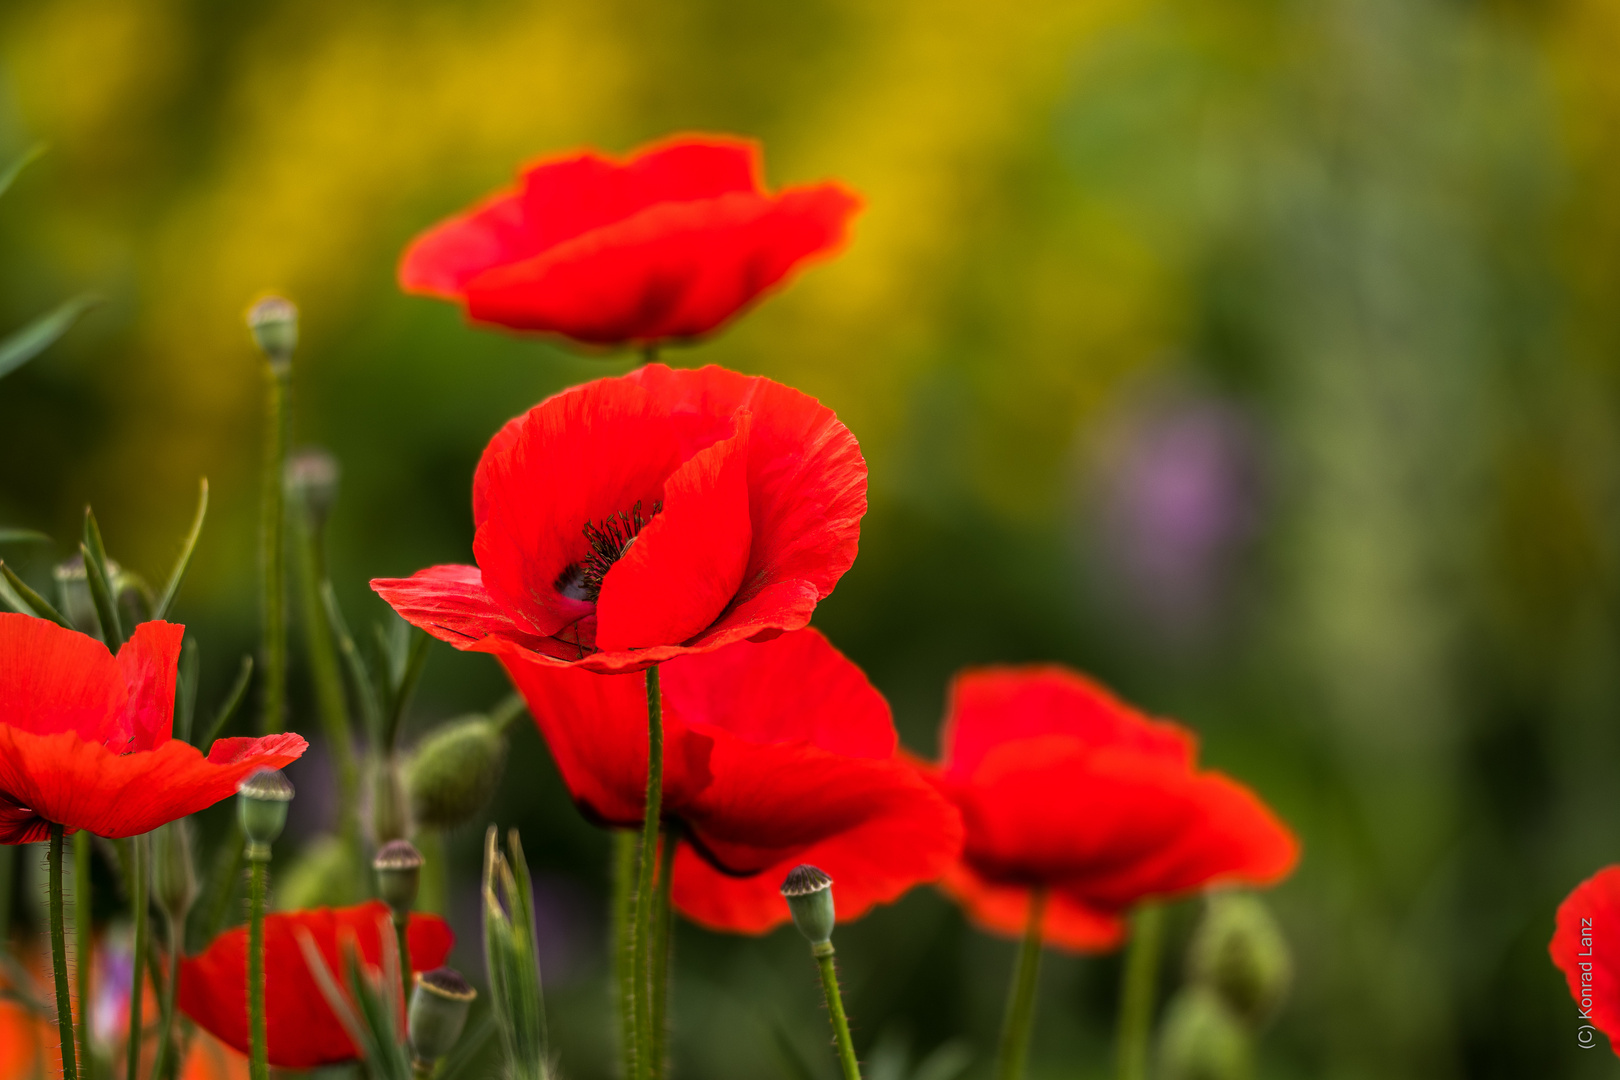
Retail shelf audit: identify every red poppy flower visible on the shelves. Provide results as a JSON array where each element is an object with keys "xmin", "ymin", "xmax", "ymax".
[
  {"xmin": 177, "ymin": 901, "xmax": 454, "ymax": 1069},
  {"xmin": 398, "ymin": 134, "xmax": 861, "ymax": 346},
  {"xmin": 372, "ymin": 363, "xmax": 865, "ymax": 674},
  {"xmin": 927, "ymin": 666, "xmax": 1298, "ymax": 952},
  {"xmin": 501, "ymin": 626, "xmax": 961, "ymax": 932},
  {"xmin": 1550, "ymin": 865, "xmax": 1620, "ymax": 1054},
  {"xmin": 0, "ymin": 614, "xmax": 307, "ymax": 844}
]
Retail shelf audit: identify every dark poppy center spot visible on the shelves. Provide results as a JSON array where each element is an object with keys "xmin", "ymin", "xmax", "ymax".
[{"xmin": 556, "ymin": 501, "xmax": 660, "ymax": 603}]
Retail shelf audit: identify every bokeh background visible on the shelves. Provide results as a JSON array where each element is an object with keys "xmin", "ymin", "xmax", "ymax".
[{"xmin": 4, "ymin": 0, "xmax": 1620, "ymax": 1076}]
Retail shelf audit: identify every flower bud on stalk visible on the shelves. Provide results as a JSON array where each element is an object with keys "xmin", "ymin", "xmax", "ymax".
[
  {"xmin": 285, "ymin": 447, "xmax": 340, "ymax": 532},
  {"xmin": 1156, "ymin": 986, "xmax": 1254, "ymax": 1080},
  {"xmin": 247, "ymin": 296, "xmax": 298, "ymax": 371},
  {"xmin": 237, "ymin": 769, "xmax": 292, "ymax": 1080},
  {"xmin": 153, "ymin": 818, "xmax": 197, "ymax": 920},
  {"xmin": 406, "ymin": 715, "xmax": 508, "ymax": 831},
  {"xmin": 781, "ymin": 865, "xmax": 860, "ymax": 1080},
  {"xmin": 409, "ymin": 966, "xmax": 477, "ymax": 1069},
  {"xmin": 1185, "ymin": 892, "xmax": 1292, "ymax": 1028},
  {"xmin": 374, "ymin": 838, "xmax": 424, "ymax": 917},
  {"xmin": 238, "ymin": 768, "xmax": 294, "ymax": 862}
]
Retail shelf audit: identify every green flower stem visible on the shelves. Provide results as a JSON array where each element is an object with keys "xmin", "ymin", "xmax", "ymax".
[
  {"xmin": 612, "ymin": 830, "xmax": 638, "ymax": 1080},
  {"xmin": 994, "ymin": 888, "xmax": 1046, "ymax": 1080},
  {"xmin": 149, "ymin": 910, "xmax": 183, "ymax": 1080},
  {"xmin": 295, "ymin": 510, "xmax": 359, "ymax": 854},
  {"xmin": 49, "ymin": 824, "xmax": 79, "ymax": 1080},
  {"xmin": 127, "ymin": 835, "xmax": 149, "ymax": 1080},
  {"xmin": 632, "ymin": 666, "xmax": 664, "ymax": 1080},
  {"xmin": 259, "ymin": 360, "xmax": 291, "ymax": 734},
  {"xmin": 1114, "ymin": 903, "xmax": 1165, "ymax": 1080},
  {"xmin": 813, "ymin": 943, "xmax": 861, "ymax": 1080},
  {"xmin": 650, "ymin": 831, "xmax": 676, "ymax": 1078},
  {"xmin": 247, "ymin": 858, "xmax": 270, "ymax": 1080},
  {"xmin": 395, "ymin": 913, "xmax": 411, "ymax": 1007},
  {"xmin": 75, "ymin": 830, "xmax": 94, "ymax": 1080}
]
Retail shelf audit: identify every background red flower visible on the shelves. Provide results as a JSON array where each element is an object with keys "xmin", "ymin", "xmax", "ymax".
[
  {"xmin": 373, "ymin": 363, "xmax": 866, "ymax": 674},
  {"xmin": 928, "ymin": 665, "xmax": 1299, "ymax": 951},
  {"xmin": 398, "ymin": 134, "xmax": 861, "ymax": 345},
  {"xmin": 177, "ymin": 901, "xmax": 453, "ymax": 1069},
  {"xmin": 502, "ymin": 626, "xmax": 962, "ymax": 932},
  {"xmin": 0, "ymin": 614, "xmax": 307, "ymax": 843},
  {"xmin": 1550, "ymin": 866, "xmax": 1620, "ymax": 1055}
]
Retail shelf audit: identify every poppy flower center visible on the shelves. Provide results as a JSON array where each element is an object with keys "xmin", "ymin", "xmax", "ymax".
[{"xmin": 557, "ymin": 501, "xmax": 660, "ymax": 603}]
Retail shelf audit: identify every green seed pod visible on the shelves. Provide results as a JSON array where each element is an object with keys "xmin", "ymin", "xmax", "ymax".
[
  {"xmin": 409, "ymin": 966, "xmax": 477, "ymax": 1064},
  {"xmin": 247, "ymin": 295, "xmax": 298, "ymax": 369},
  {"xmin": 1186, "ymin": 892, "xmax": 1292, "ymax": 1028},
  {"xmin": 374, "ymin": 838, "xmax": 423, "ymax": 918},
  {"xmin": 781, "ymin": 864, "xmax": 836, "ymax": 948},
  {"xmin": 285, "ymin": 448, "xmax": 340, "ymax": 531},
  {"xmin": 238, "ymin": 769, "xmax": 294, "ymax": 861},
  {"xmin": 406, "ymin": 715, "xmax": 507, "ymax": 831},
  {"xmin": 152, "ymin": 818, "xmax": 197, "ymax": 920},
  {"xmin": 1157, "ymin": 986, "xmax": 1254, "ymax": 1080}
]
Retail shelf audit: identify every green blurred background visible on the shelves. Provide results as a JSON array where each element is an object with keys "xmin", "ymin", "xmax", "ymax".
[{"xmin": 4, "ymin": 0, "xmax": 1620, "ymax": 1076}]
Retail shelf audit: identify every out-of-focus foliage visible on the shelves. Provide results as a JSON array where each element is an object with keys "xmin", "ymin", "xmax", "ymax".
[{"xmin": 3, "ymin": 0, "xmax": 1620, "ymax": 1077}]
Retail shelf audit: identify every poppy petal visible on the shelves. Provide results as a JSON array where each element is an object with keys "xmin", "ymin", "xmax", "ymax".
[
  {"xmin": 660, "ymin": 626, "xmax": 892, "ymax": 757},
  {"xmin": 596, "ymin": 412, "xmax": 752, "ymax": 650},
  {"xmin": 178, "ymin": 902, "xmax": 452, "ymax": 1068},
  {"xmin": 473, "ymin": 377, "xmax": 683, "ymax": 639},
  {"xmin": 672, "ymin": 769, "xmax": 962, "ymax": 932},
  {"xmin": 941, "ymin": 666, "xmax": 1194, "ymax": 782},
  {"xmin": 1551, "ymin": 866, "xmax": 1620, "ymax": 1054},
  {"xmin": 0, "ymin": 728, "xmax": 307, "ymax": 843},
  {"xmin": 398, "ymin": 186, "xmax": 532, "ymax": 299},
  {"xmin": 939, "ymin": 861, "xmax": 1124, "ymax": 953},
  {"xmin": 116, "ymin": 620, "xmax": 186, "ymax": 751},
  {"xmin": 0, "ymin": 612, "xmax": 127, "ymax": 744},
  {"xmin": 369, "ymin": 564, "xmax": 550, "ymax": 651}
]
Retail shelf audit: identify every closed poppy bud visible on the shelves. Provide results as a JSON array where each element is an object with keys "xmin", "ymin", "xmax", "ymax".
[
  {"xmin": 1157, "ymin": 986, "xmax": 1253, "ymax": 1080},
  {"xmin": 238, "ymin": 768, "xmax": 294, "ymax": 860},
  {"xmin": 247, "ymin": 295, "xmax": 298, "ymax": 368},
  {"xmin": 409, "ymin": 966, "xmax": 477, "ymax": 1065},
  {"xmin": 782, "ymin": 864, "xmax": 836, "ymax": 949},
  {"xmin": 374, "ymin": 838, "xmax": 424, "ymax": 918},
  {"xmin": 152, "ymin": 817, "xmax": 197, "ymax": 920},
  {"xmin": 285, "ymin": 448, "xmax": 340, "ymax": 530},
  {"xmin": 1186, "ymin": 892, "xmax": 1292, "ymax": 1028},
  {"xmin": 406, "ymin": 715, "xmax": 507, "ymax": 830}
]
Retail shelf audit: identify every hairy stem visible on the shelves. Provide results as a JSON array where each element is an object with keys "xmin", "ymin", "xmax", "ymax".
[
  {"xmin": 296, "ymin": 512, "xmax": 359, "ymax": 858},
  {"xmin": 814, "ymin": 945, "xmax": 861, "ymax": 1080},
  {"xmin": 994, "ymin": 889, "xmax": 1046, "ymax": 1080},
  {"xmin": 49, "ymin": 825, "xmax": 79, "ymax": 1080},
  {"xmin": 248, "ymin": 860, "xmax": 269, "ymax": 1080},
  {"xmin": 632, "ymin": 666, "xmax": 664, "ymax": 1080},
  {"xmin": 612, "ymin": 830, "xmax": 638, "ymax": 1080},
  {"xmin": 149, "ymin": 910, "xmax": 183, "ymax": 1080},
  {"xmin": 75, "ymin": 830, "xmax": 94, "ymax": 1080},
  {"xmin": 259, "ymin": 362, "xmax": 291, "ymax": 734},
  {"xmin": 650, "ymin": 832, "xmax": 676, "ymax": 1078},
  {"xmin": 127, "ymin": 834, "xmax": 148, "ymax": 1080},
  {"xmin": 1114, "ymin": 903, "xmax": 1165, "ymax": 1080},
  {"xmin": 395, "ymin": 914, "xmax": 411, "ymax": 1008}
]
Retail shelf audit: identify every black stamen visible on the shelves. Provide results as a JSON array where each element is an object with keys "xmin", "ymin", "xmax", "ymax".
[{"xmin": 561, "ymin": 500, "xmax": 660, "ymax": 603}]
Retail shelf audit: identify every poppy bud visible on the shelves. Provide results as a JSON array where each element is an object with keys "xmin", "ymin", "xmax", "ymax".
[
  {"xmin": 247, "ymin": 295, "xmax": 298, "ymax": 369},
  {"xmin": 237, "ymin": 768, "xmax": 294, "ymax": 861},
  {"xmin": 1156, "ymin": 986, "xmax": 1253, "ymax": 1080},
  {"xmin": 409, "ymin": 966, "xmax": 477, "ymax": 1065},
  {"xmin": 373, "ymin": 838, "xmax": 423, "ymax": 919},
  {"xmin": 285, "ymin": 447, "xmax": 340, "ymax": 530},
  {"xmin": 152, "ymin": 818, "xmax": 197, "ymax": 920},
  {"xmin": 1185, "ymin": 892, "xmax": 1292, "ymax": 1028},
  {"xmin": 781, "ymin": 864, "xmax": 836, "ymax": 949},
  {"xmin": 406, "ymin": 715, "xmax": 507, "ymax": 831}
]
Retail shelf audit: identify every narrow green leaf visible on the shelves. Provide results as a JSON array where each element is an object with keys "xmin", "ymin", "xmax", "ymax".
[
  {"xmin": 195, "ymin": 655, "xmax": 253, "ymax": 750},
  {"xmin": 0, "ymin": 528, "xmax": 49, "ymax": 545},
  {"xmin": 0, "ymin": 144, "xmax": 44, "ymax": 200},
  {"xmin": 322, "ymin": 582, "xmax": 382, "ymax": 741},
  {"xmin": 0, "ymin": 293, "xmax": 99, "ymax": 381},
  {"xmin": 436, "ymin": 1014, "xmax": 496, "ymax": 1080},
  {"xmin": 381, "ymin": 628, "xmax": 430, "ymax": 748},
  {"xmin": 154, "ymin": 478, "xmax": 208, "ymax": 621},
  {"xmin": 0, "ymin": 562, "xmax": 71, "ymax": 627},
  {"xmin": 80, "ymin": 516, "xmax": 124, "ymax": 650}
]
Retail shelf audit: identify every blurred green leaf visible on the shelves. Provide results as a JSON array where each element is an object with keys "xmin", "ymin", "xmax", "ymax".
[
  {"xmin": 154, "ymin": 478, "xmax": 208, "ymax": 621},
  {"xmin": 81, "ymin": 508, "xmax": 123, "ymax": 649},
  {"xmin": 0, "ymin": 293, "xmax": 99, "ymax": 381},
  {"xmin": 0, "ymin": 528, "xmax": 49, "ymax": 545},
  {"xmin": 0, "ymin": 562, "xmax": 71, "ymax": 627},
  {"xmin": 0, "ymin": 144, "xmax": 44, "ymax": 200},
  {"xmin": 195, "ymin": 654, "xmax": 253, "ymax": 749}
]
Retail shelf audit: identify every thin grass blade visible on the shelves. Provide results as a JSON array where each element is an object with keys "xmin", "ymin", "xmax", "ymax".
[
  {"xmin": 0, "ymin": 562, "xmax": 71, "ymax": 626},
  {"xmin": 154, "ymin": 478, "xmax": 208, "ymax": 620},
  {"xmin": 196, "ymin": 655, "xmax": 254, "ymax": 750},
  {"xmin": 0, "ymin": 294, "xmax": 98, "ymax": 381}
]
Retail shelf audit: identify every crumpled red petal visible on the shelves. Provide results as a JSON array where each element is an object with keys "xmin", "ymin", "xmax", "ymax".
[
  {"xmin": 0, "ymin": 727, "xmax": 308, "ymax": 844},
  {"xmin": 1551, "ymin": 865, "xmax": 1620, "ymax": 1055},
  {"xmin": 178, "ymin": 901, "xmax": 453, "ymax": 1069}
]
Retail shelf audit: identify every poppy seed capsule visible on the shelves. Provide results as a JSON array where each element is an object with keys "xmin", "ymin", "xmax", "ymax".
[
  {"xmin": 247, "ymin": 295, "xmax": 298, "ymax": 368},
  {"xmin": 406, "ymin": 716, "xmax": 507, "ymax": 831},
  {"xmin": 237, "ymin": 769, "xmax": 294, "ymax": 861},
  {"xmin": 152, "ymin": 818, "xmax": 197, "ymax": 920},
  {"xmin": 373, "ymin": 838, "xmax": 424, "ymax": 917},
  {"xmin": 1156, "ymin": 985, "xmax": 1253, "ymax": 1080},
  {"xmin": 284, "ymin": 448, "xmax": 340, "ymax": 529},
  {"xmin": 1186, "ymin": 892, "xmax": 1292, "ymax": 1028},
  {"xmin": 781, "ymin": 864, "xmax": 836, "ymax": 948},
  {"xmin": 409, "ymin": 966, "xmax": 477, "ymax": 1064}
]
